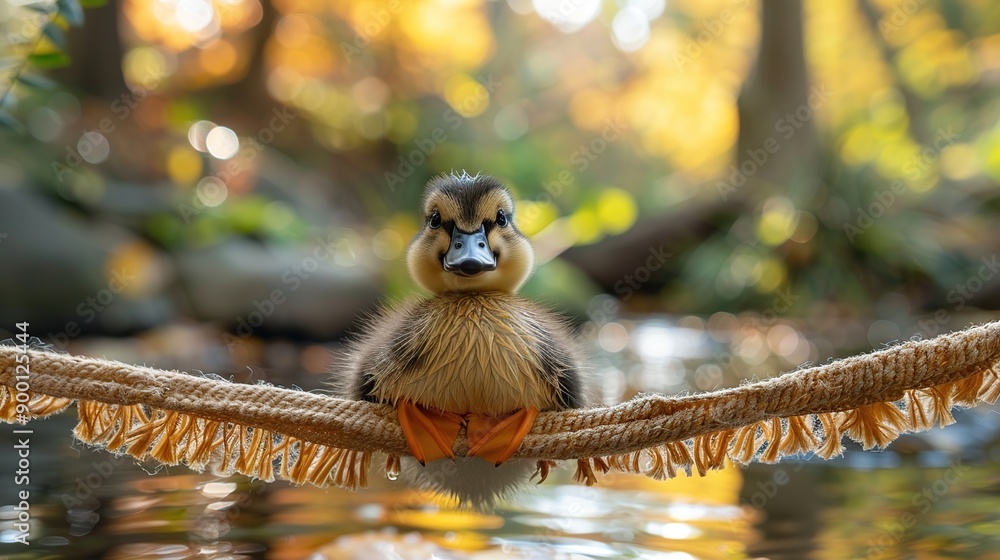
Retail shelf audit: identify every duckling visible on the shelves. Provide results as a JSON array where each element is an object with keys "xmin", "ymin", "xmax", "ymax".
[{"xmin": 338, "ymin": 172, "xmax": 586, "ymax": 508}]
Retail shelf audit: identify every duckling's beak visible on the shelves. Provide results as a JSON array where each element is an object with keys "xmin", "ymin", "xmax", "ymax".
[{"xmin": 443, "ymin": 225, "xmax": 497, "ymax": 276}]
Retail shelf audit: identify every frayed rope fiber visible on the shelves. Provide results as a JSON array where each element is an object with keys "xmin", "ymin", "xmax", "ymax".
[{"xmin": 2, "ymin": 321, "xmax": 1000, "ymax": 489}]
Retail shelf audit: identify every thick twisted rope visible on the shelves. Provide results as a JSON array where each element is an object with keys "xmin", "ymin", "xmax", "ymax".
[
  {"xmin": 531, "ymin": 320, "xmax": 1000, "ymax": 458},
  {"xmin": 0, "ymin": 351, "xmax": 409, "ymax": 453},
  {"xmin": 1, "ymin": 321, "xmax": 999, "ymax": 487}
]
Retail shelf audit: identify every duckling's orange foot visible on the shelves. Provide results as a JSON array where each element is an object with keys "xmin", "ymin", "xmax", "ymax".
[
  {"xmin": 397, "ymin": 400, "xmax": 464, "ymax": 466},
  {"xmin": 466, "ymin": 407, "xmax": 539, "ymax": 466}
]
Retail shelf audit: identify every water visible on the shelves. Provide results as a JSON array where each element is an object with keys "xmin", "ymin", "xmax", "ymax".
[
  {"xmin": 3, "ymin": 417, "xmax": 999, "ymax": 560},
  {"xmin": 2, "ymin": 315, "xmax": 1000, "ymax": 559}
]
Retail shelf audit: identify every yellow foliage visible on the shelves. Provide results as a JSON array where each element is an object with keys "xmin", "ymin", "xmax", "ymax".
[
  {"xmin": 443, "ymin": 74, "xmax": 489, "ymax": 118},
  {"xmin": 569, "ymin": 208, "xmax": 603, "ymax": 245},
  {"xmin": 166, "ymin": 146, "xmax": 203, "ymax": 185},
  {"xmin": 596, "ymin": 188, "xmax": 638, "ymax": 235},
  {"xmin": 515, "ymin": 200, "xmax": 559, "ymax": 238}
]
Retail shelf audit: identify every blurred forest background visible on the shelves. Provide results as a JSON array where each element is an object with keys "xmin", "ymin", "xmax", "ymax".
[
  {"xmin": 4, "ymin": 3, "xmax": 1000, "ymax": 557},
  {"xmin": 0, "ymin": 0, "xmax": 999, "ymax": 377}
]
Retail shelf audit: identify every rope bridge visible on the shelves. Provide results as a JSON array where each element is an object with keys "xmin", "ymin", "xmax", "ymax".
[{"xmin": 2, "ymin": 321, "xmax": 999, "ymax": 489}]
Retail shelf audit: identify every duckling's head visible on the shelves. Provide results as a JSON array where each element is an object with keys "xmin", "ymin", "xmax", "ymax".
[{"xmin": 407, "ymin": 173, "xmax": 533, "ymax": 294}]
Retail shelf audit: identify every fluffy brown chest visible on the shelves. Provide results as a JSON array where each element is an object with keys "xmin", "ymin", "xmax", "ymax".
[{"xmin": 369, "ymin": 293, "xmax": 561, "ymax": 415}]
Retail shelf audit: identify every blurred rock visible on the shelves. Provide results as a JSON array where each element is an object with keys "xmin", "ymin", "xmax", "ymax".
[
  {"xmin": 174, "ymin": 237, "xmax": 382, "ymax": 339},
  {"xmin": 0, "ymin": 188, "xmax": 171, "ymax": 342}
]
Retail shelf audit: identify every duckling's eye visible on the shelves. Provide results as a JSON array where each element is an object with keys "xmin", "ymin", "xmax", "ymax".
[
  {"xmin": 428, "ymin": 210, "xmax": 442, "ymax": 229},
  {"xmin": 496, "ymin": 209, "xmax": 508, "ymax": 228}
]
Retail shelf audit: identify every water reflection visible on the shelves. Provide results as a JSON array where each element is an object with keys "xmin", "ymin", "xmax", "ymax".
[
  {"xmin": 300, "ymin": 468, "xmax": 746, "ymax": 559},
  {"xmin": 0, "ymin": 414, "xmax": 751, "ymax": 559},
  {"xmin": 2, "ymin": 313, "xmax": 1000, "ymax": 558}
]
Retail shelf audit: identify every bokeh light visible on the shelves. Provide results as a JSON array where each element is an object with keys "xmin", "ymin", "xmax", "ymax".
[
  {"xmin": 196, "ymin": 176, "xmax": 228, "ymax": 206},
  {"xmin": 611, "ymin": 7, "xmax": 651, "ymax": 52},
  {"xmin": 188, "ymin": 120, "xmax": 216, "ymax": 152},
  {"xmin": 167, "ymin": 146, "xmax": 203, "ymax": 184},
  {"xmin": 78, "ymin": 131, "xmax": 110, "ymax": 164},
  {"xmin": 532, "ymin": 0, "xmax": 601, "ymax": 33},
  {"xmin": 494, "ymin": 104, "xmax": 530, "ymax": 141},
  {"xmin": 27, "ymin": 108, "xmax": 63, "ymax": 141},
  {"xmin": 627, "ymin": 0, "xmax": 665, "ymax": 20},
  {"xmin": 205, "ymin": 126, "xmax": 239, "ymax": 159}
]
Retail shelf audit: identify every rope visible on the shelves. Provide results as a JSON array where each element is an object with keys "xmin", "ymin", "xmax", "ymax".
[{"xmin": 1, "ymin": 320, "xmax": 999, "ymax": 488}]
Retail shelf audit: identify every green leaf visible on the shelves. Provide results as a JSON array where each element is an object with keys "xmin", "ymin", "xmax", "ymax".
[
  {"xmin": 42, "ymin": 23, "xmax": 67, "ymax": 50},
  {"xmin": 79, "ymin": 0, "xmax": 106, "ymax": 7},
  {"xmin": 57, "ymin": 0, "xmax": 84, "ymax": 26},
  {"xmin": 29, "ymin": 51, "xmax": 71, "ymax": 69},
  {"xmin": 0, "ymin": 110, "xmax": 25, "ymax": 133},
  {"xmin": 16, "ymin": 73, "xmax": 57, "ymax": 89},
  {"xmin": 0, "ymin": 57, "xmax": 19, "ymax": 71}
]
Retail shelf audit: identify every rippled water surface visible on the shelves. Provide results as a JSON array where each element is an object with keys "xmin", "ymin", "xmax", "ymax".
[
  {"xmin": 3, "ymin": 315, "xmax": 1000, "ymax": 559},
  {"xmin": 4, "ymin": 421, "xmax": 1000, "ymax": 560}
]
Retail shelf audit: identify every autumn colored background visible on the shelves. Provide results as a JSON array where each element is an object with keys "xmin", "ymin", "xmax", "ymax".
[
  {"xmin": 2, "ymin": 0, "xmax": 999, "ymax": 355},
  {"xmin": 2, "ymin": 0, "xmax": 1000, "ymax": 558}
]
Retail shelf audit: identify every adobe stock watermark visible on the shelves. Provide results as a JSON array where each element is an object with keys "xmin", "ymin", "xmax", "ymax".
[
  {"xmin": 9, "ymin": 436, "xmax": 32, "ymax": 545},
  {"xmin": 340, "ymin": 0, "xmax": 405, "ymax": 61},
  {"xmin": 843, "ymin": 126, "xmax": 958, "ymax": 243},
  {"xmin": 8, "ymin": 7, "xmax": 45, "ymax": 47},
  {"xmin": 179, "ymin": 107, "xmax": 297, "ymax": 223},
  {"xmin": 383, "ymin": 74, "xmax": 500, "ymax": 192},
  {"xmin": 674, "ymin": 0, "xmax": 752, "ymax": 68},
  {"xmin": 223, "ymin": 232, "xmax": 347, "ymax": 351},
  {"xmin": 570, "ymin": 117, "xmax": 628, "ymax": 172},
  {"xmin": 878, "ymin": 0, "xmax": 930, "ymax": 38},
  {"xmin": 189, "ymin": 478, "xmax": 267, "ymax": 549},
  {"xmin": 717, "ymin": 85, "xmax": 832, "ymax": 201},
  {"xmin": 8, "ymin": 322, "xmax": 32, "ymax": 545},
  {"xmin": 729, "ymin": 459, "xmax": 809, "ymax": 532},
  {"xmin": 60, "ymin": 455, "xmax": 126, "ymax": 509},
  {"xmin": 612, "ymin": 245, "xmax": 672, "ymax": 301},
  {"xmin": 913, "ymin": 254, "xmax": 1000, "ymax": 339},
  {"xmin": 536, "ymin": 0, "xmax": 600, "ymax": 31},
  {"xmin": 46, "ymin": 268, "xmax": 137, "ymax": 350},
  {"xmin": 716, "ymin": 287, "xmax": 800, "ymax": 334},
  {"xmin": 861, "ymin": 459, "xmax": 969, "ymax": 559},
  {"xmin": 52, "ymin": 66, "xmax": 170, "ymax": 182},
  {"xmin": 519, "ymin": 116, "xmax": 628, "ymax": 225},
  {"xmin": 707, "ymin": 287, "xmax": 801, "ymax": 389},
  {"xmin": 583, "ymin": 242, "xmax": 670, "ymax": 345}
]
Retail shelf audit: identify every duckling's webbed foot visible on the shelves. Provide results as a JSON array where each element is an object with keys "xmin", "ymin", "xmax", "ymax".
[
  {"xmin": 397, "ymin": 400, "xmax": 464, "ymax": 466},
  {"xmin": 466, "ymin": 406, "xmax": 539, "ymax": 466}
]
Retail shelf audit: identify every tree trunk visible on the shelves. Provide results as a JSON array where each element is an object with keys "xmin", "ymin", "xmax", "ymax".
[
  {"xmin": 55, "ymin": 1, "xmax": 127, "ymax": 97},
  {"xmin": 736, "ymin": 0, "xmax": 816, "ymax": 194}
]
